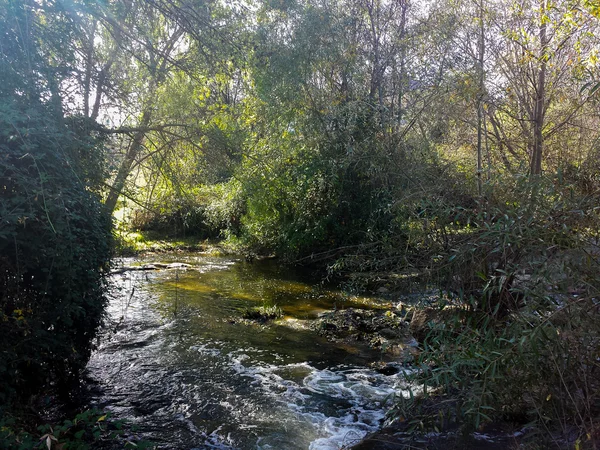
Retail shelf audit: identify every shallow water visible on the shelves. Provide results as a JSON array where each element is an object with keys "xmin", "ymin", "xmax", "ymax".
[{"xmin": 85, "ymin": 253, "xmax": 414, "ymax": 449}]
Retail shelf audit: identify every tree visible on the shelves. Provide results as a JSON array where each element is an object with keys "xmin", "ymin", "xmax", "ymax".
[
  {"xmin": 90, "ymin": 1, "xmax": 188, "ymax": 213},
  {"xmin": 0, "ymin": 0, "xmax": 111, "ymax": 402},
  {"xmin": 486, "ymin": 0, "xmax": 599, "ymax": 176}
]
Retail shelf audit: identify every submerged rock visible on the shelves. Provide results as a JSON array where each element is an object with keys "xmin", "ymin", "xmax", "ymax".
[
  {"xmin": 311, "ymin": 308, "xmax": 413, "ymax": 357},
  {"xmin": 371, "ymin": 362, "xmax": 402, "ymax": 376},
  {"xmin": 166, "ymin": 262, "xmax": 191, "ymax": 269},
  {"xmin": 111, "ymin": 262, "xmax": 191, "ymax": 274}
]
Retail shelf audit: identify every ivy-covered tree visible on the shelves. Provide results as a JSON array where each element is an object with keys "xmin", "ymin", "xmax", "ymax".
[{"xmin": 0, "ymin": 0, "xmax": 112, "ymax": 403}]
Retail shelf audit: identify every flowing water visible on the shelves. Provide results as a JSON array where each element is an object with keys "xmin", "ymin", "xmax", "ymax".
[{"xmin": 85, "ymin": 253, "xmax": 415, "ymax": 449}]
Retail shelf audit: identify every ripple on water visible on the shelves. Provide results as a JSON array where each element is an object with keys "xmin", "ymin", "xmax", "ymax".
[{"xmin": 86, "ymin": 254, "xmax": 417, "ymax": 449}]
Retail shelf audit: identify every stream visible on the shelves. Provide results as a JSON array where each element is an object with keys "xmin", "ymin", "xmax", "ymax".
[{"xmin": 84, "ymin": 253, "xmax": 415, "ymax": 449}]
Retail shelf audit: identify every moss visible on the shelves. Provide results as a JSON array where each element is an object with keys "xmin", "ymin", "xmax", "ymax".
[{"xmin": 242, "ymin": 305, "xmax": 284, "ymax": 323}]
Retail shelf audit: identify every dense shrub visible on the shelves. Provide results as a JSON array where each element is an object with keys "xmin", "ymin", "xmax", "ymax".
[
  {"xmin": 127, "ymin": 184, "xmax": 239, "ymax": 239},
  {"xmin": 0, "ymin": 0, "xmax": 112, "ymax": 406},
  {"xmin": 400, "ymin": 295, "xmax": 600, "ymax": 446},
  {"xmin": 0, "ymin": 104, "xmax": 112, "ymax": 404},
  {"xmin": 0, "ymin": 409, "xmax": 152, "ymax": 449},
  {"xmin": 393, "ymin": 177, "xmax": 600, "ymax": 446},
  {"xmin": 129, "ymin": 196, "xmax": 210, "ymax": 237}
]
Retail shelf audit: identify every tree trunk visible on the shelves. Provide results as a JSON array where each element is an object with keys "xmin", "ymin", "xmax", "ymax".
[
  {"xmin": 104, "ymin": 109, "xmax": 153, "ymax": 213},
  {"xmin": 366, "ymin": 0, "xmax": 385, "ymax": 126},
  {"xmin": 476, "ymin": 2, "xmax": 485, "ymax": 196},
  {"xmin": 103, "ymin": 28, "xmax": 183, "ymax": 213},
  {"xmin": 82, "ymin": 20, "xmax": 99, "ymax": 118},
  {"xmin": 397, "ymin": 0, "xmax": 408, "ymax": 128},
  {"xmin": 530, "ymin": 0, "xmax": 548, "ymax": 176}
]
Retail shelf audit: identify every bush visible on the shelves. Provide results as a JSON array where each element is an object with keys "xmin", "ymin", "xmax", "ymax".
[
  {"xmin": 0, "ymin": 2, "xmax": 112, "ymax": 405},
  {"xmin": 394, "ymin": 177, "xmax": 600, "ymax": 446},
  {"xmin": 0, "ymin": 409, "xmax": 152, "ymax": 449},
  {"xmin": 126, "ymin": 183, "xmax": 243, "ymax": 239},
  {"xmin": 129, "ymin": 196, "xmax": 210, "ymax": 237},
  {"xmin": 401, "ymin": 296, "xmax": 599, "ymax": 446},
  {"xmin": 0, "ymin": 102, "xmax": 112, "ymax": 404}
]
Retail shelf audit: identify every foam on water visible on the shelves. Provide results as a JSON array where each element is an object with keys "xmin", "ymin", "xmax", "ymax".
[
  {"xmin": 228, "ymin": 355, "xmax": 415, "ymax": 449},
  {"xmin": 88, "ymin": 256, "xmax": 420, "ymax": 449}
]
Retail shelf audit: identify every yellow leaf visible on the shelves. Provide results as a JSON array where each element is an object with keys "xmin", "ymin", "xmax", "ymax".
[
  {"xmin": 546, "ymin": 394, "xmax": 551, "ymax": 401},
  {"xmin": 97, "ymin": 415, "xmax": 107, "ymax": 422}
]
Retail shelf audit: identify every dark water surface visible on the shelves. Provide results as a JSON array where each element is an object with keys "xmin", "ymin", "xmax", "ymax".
[{"xmin": 85, "ymin": 253, "xmax": 414, "ymax": 449}]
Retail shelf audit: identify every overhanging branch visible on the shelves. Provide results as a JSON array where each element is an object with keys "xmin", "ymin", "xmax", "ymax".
[{"xmin": 102, "ymin": 123, "xmax": 193, "ymax": 135}]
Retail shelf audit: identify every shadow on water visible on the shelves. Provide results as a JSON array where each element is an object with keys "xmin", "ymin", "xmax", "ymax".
[{"xmin": 84, "ymin": 254, "xmax": 415, "ymax": 449}]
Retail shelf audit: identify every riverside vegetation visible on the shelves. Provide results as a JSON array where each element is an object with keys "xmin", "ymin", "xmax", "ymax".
[{"xmin": 1, "ymin": 0, "xmax": 599, "ymax": 448}]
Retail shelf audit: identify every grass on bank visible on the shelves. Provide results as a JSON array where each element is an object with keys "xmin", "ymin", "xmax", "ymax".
[{"xmin": 114, "ymin": 229, "xmax": 229, "ymax": 256}]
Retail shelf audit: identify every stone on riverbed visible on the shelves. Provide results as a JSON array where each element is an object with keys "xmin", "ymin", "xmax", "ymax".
[
  {"xmin": 311, "ymin": 308, "xmax": 414, "ymax": 357},
  {"xmin": 111, "ymin": 262, "xmax": 191, "ymax": 274}
]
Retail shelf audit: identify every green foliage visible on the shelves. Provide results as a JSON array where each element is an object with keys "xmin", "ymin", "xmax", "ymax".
[
  {"xmin": 0, "ymin": 0, "xmax": 597, "ymax": 445},
  {"xmin": 193, "ymin": 181, "xmax": 246, "ymax": 242},
  {"xmin": 430, "ymin": 177, "xmax": 590, "ymax": 315},
  {"xmin": 242, "ymin": 304, "xmax": 284, "ymax": 322},
  {"xmin": 399, "ymin": 295, "xmax": 599, "ymax": 446},
  {"xmin": 0, "ymin": 0, "xmax": 112, "ymax": 405},
  {"xmin": 129, "ymin": 195, "xmax": 210, "ymax": 237},
  {"xmin": 0, "ymin": 409, "xmax": 152, "ymax": 449},
  {"xmin": 126, "ymin": 180, "xmax": 246, "ymax": 239},
  {"xmin": 391, "ymin": 177, "xmax": 600, "ymax": 445}
]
